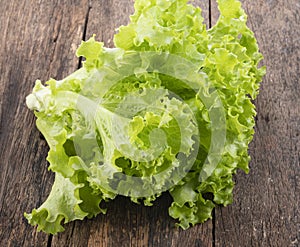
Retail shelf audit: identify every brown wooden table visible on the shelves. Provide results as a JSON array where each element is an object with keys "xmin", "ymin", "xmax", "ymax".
[{"xmin": 1, "ymin": 0, "xmax": 299, "ymax": 246}]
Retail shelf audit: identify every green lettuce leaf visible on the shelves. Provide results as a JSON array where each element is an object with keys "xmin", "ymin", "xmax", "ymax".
[{"xmin": 25, "ymin": 0, "xmax": 265, "ymax": 234}]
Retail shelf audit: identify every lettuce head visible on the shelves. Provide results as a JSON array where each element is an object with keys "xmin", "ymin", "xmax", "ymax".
[{"xmin": 25, "ymin": 0, "xmax": 265, "ymax": 234}]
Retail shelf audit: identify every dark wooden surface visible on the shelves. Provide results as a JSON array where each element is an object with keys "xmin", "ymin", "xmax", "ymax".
[{"xmin": 0, "ymin": 0, "xmax": 299, "ymax": 246}]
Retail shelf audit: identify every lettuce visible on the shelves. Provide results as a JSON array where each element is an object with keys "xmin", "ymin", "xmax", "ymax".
[{"xmin": 25, "ymin": 0, "xmax": 265, "ymax": 234}]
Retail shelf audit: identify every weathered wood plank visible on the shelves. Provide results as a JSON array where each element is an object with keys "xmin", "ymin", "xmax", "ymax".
[
  {"xmin": 214, "ymin": 0, "xmax": 300, "ymax": 246},
  {"xmin": 209, "ymin": 0, "xmax": 219, "ymax": 28},
  {"xmin": 0, "ymin": 0, "xmax": 88, "ymax": 245},
  {"xmin": 53, "ymin": 194, "xmax": 213, "ymax": 247},
  {"xmin": 51, "ymin": 1, "xmax": 213, "ymax": 246},
  {"xmin": 85, "ymin": 0, "xmax": 135, "ymax": 48},
  {"xmin": 194, "ymin": 0, "xmax": 210, "ymax": 27}
]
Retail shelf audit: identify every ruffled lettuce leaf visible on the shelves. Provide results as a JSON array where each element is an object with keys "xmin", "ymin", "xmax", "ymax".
[{"xmin": 25, "ymin": 0, "xmax": 265, "ymax": 234}]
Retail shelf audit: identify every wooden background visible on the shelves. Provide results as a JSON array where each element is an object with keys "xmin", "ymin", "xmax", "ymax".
[{"xmin": 0, "ymin": 0, "xmax": 299, "ymax": 246}]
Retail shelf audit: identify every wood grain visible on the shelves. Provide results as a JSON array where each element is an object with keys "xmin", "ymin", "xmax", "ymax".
[
  {"xmin": 0, "ymin": 0, "xmax": 88, "ymax": 246},
  {"xmin": 0, "ymin": 0, "xmax": 299, "ymax": 246}
]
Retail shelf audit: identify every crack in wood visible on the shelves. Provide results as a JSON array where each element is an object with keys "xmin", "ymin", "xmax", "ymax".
[
  {"xmin": 212, "ymin": 208, "xmax": 216, "ymax": 247},
  {"xmin": 209, "ymin": 0, "xmax": 212, "ymax": 28},
  {"xmin": 47, "ymin": 234, "xmax": 53, "ymax": 247},
  {"xmin": 77, "ymin": 4, "xmax": 92, "ymax": 69}
]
